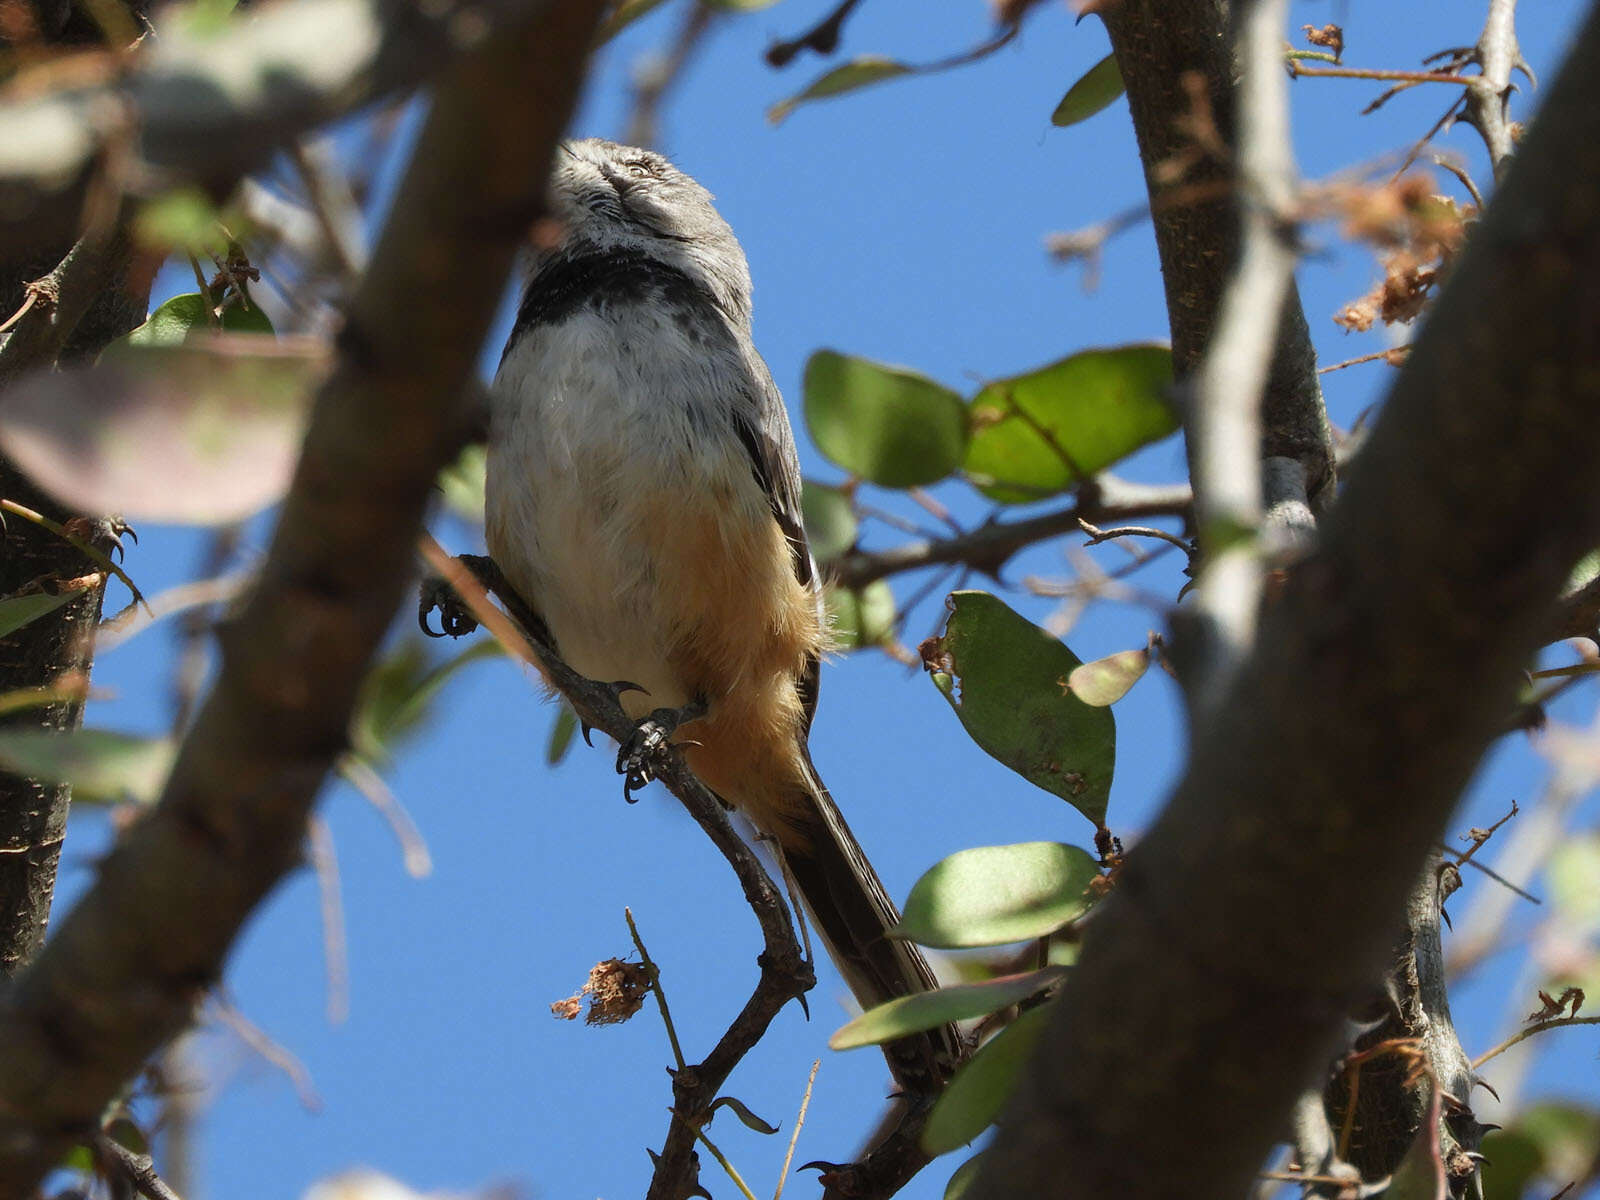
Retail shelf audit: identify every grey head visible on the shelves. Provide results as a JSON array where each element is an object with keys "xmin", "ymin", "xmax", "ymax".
[{"xmin": 539, "ymin": 138, "xmax": 753, "ymax": 327}]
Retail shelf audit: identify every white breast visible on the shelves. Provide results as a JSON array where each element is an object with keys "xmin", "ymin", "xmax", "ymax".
[{"xmin": 484, "ymin": 303, "xmax": 771, "ymax": 711}]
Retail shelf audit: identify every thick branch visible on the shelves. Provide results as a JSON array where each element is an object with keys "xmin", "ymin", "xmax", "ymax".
[
  {"xmin": 0, "ymin": 0, "xmax": 603, "ymax": 1188},
  {"xmin": 969, "ymin": 5, "xmax": 1600, "ymax": 1197},
  {"xmin": 0, "ymin": 0, "xmax": 560, "ymax": 256},
  {"xmin": 1101, "ymin": 0, "xmax": 1335, "ymax": 510}
]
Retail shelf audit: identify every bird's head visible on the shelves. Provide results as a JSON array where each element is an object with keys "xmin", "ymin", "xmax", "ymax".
[{"xmin": 539, "ymin": 138, "xmax": 753, "ymax": 325}]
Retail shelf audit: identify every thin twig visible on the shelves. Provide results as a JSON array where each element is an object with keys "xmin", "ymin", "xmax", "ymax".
[
  {"xmin": 1288, "ymin": 64, "xmax": 1478, "ymax": 85},
  {"xmin": 625, "ymin": 907, "xmax": 686, "ymax": 1072},
  {"xmin": 696, "ymin": 1129, "xmax": 759, "ymax": 1200},
  {"xmin": 1078, "ymin": 518, "xmax": 1193, "ymax": 556},
  {"xmin": 1470, "ymin": 1015, "xmax": 1600, "ymax": 1070},
  {"xmin": 828, "ymin": 477, "xmax": 1191, "ymax": 590},
  {"xmin": 765, "ymin": 0, "xmax": 865, "ymax": 67},
  {"xmin": 305, "ymin": 816, "xmax": 349, "ymax": 1025},
  {"xmin": 208, "ymin": 997, "xmax": 322, "ymax": 1111},
  {"xmin": 773, "ymin": 1059, "xmax": 820, "ymax": 1200},
  {"xmin": 337, "ymin": 754, "xmax": 432, "ymax": 878},
  {"xmin": 1318, "ymin": 347, "xmax": 1409, "ymax": 374},
  {"xmin": 0, "ymin": 500, "xmax": 147, "ymax": 611}
]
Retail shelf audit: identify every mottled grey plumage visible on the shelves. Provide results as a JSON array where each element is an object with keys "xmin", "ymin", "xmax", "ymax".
[{"xmin": 486, "ymin": 138, "xmax": 958, "ymax": 1090}]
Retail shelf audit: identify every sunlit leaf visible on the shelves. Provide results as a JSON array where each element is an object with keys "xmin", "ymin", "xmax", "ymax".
[
  {"xmin": 0, "ymin": 728, "xmax": 175, "ymax": 804},
  {"xmin": 438, "ymin": 442, "xmax": 488, "ymax": 524},
  {"xmin": 1051, "ymin": 53, "xmax": 1124, "ymax": 127},
  {"xmin": 804, "ymin": 351, "xmax": 967, "ymax": 488},
  {"xmin": 831, "ymin": 966, "xmax": 1068, "ymax": 1048},
  {"xmin": 922, "ymin": 1002, "xmax": 1054, "ymax": 1155},
  {"xmin": 801, "ymin": 479, "xmax": 858, "ymax": 564},
  {"xmin": 897, "ymin": 843, "xmax": 1100, "ymax": 948},
  {"xmin": 964, "ymin": 344, "xmax": 1176, "ymax": 503},
  {"xmin": 0, "ymin": 586, "xmax": 89, "ymax": 638},
  {"xmin": 116, "ymin": 291, "xmax": 274, "ymax": 348},
  {"xmin": 924, "ymin": 590, "xmax": 1115, "ymax": 823},
  {"xmin": 0, "ymin": 339, "xmax": 326, "ymax": 525},
  {"xmin": 1066, "ymin": 647, "xmax": 1149, "ymax": 706},
  {"xmin": 768, "ymin": 57, "xmax": 915, "ymax": 124},
  {"xmin": 826, "ymin": 580, "xmax": 895, "ymax": 650}
]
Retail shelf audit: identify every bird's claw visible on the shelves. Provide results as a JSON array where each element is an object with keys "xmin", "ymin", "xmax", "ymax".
[
  {"xmin": 418, "ymin": 574, "xmax": 479, "ymax": 639},
  {"xmin": 614, "ymin": 698, "xmax": 705, "ymax": 802}
]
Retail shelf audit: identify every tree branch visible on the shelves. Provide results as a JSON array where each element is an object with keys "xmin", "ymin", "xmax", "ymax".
[
  {"xmin": 0, "ymin": 0, "xmax": 604, "ymax": 1189},
  {"xmin": 417, "ymin": 548, "xmax": 816, "ymax": 1200},
  {"xmin": 826, "ymin": 476, "xmax": 1191, "ymax": 591},
  {"xmin": 967, "ymin": 3, "xmax": 1600, "ymax": 1196},
  {"xmin": 1101, "ymin": 0, "xmax": 1336, "ymax": 512}
]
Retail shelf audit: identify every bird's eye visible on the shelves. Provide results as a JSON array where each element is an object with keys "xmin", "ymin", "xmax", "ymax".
[{"xmin": 624, "ymin": 160, "xmax": 655, "ymax": 179}]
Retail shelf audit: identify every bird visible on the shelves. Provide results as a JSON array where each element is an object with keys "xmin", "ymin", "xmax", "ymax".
[{"xmin": 480, "ymin": 137, "xmax": 960, "ymax": 1091}]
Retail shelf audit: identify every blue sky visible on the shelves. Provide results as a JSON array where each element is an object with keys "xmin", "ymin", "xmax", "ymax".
[{"xmin": 64, "ymin": 0, "xmax": 1600, "ymax": 1197}]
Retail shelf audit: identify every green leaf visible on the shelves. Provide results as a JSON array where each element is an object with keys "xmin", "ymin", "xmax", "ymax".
[
  {"xmin": 801, "ymin": 480, "xmax": 858, "ymax": 564},
  {"xmin": 898, "ymin": 843, "xmax": 1100, "ymax": 948},
  {"xmin": 438, "ymin": 442, "xmax": 488, "ymax": 524},
  {"xmin": 547, "ymin": 703, "xmax": 579, "ymax": 765},
  {"xmin": 352, "ymin": 638, "xmax": 504, "ymax": 761},
  {"xmin": 831, "ymin": 966, "xmax": 1068, "ymax": 1048},
  {"xmin": 768, "ymin": 57, "xmax": 915, "ymax": 124},
  {"xmin": 1480, "ymin": 1103, "xmax": 1600, "ymax": 1200},
  {"xmin": 709, "ymin": 1095, "xmax": 779, "ymax": 1135},
  {"xmin": 964, "ymin": 344, "xmax": 1177, "ymax": 504},
  {"xmin": 1050, "ymin": 53, "xmax": 1124, "ymax": 127},
  {"xmin": 1066, "ymin": 647, "xmax": 1149, "ymax": 706},
  {"xmin": 0, "ymin": 586, "xmax": 89, "ymax": 638},
  {"xmin": 0, "ymin": 340, "xmax": 323, "ymax": 525},
  {"xmin": 1548, "ymin": 835, "xmax": 1600, "ymax": 928},
  {"xmin": 944, "ymin": 1153, "xmax": 985, "ymax": 1200},
  {"xmin": 922, "ymin": 1001, "xmax": 1054, "ymax": 1155},
  {"xmin": 924, "ymin": 590, "xmax": 1115, "ymax": 823},
  {"xmin": 804, "ymin": 351, "xmax": 967, "ymax": 488},
  {"xmin": 119, "ymin": 292, "xmax": 274, "ymax": 349},
  {"xmin": 0, "ymin": 729, "xmax": 175, "ymax": 804},
  {"xmin": 826, "ymin": 580, "xmax": 896, "ymax": 650}
]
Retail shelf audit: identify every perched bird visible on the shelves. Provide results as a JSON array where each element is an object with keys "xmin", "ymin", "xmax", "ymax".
[{"xmin": 482, "ymin": 138, "xmax": 959, "ymax": 1090}]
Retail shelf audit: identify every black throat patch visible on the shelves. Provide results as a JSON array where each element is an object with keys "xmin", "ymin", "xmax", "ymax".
[{"xmin": 506, "ymin": 249, "xmax": 715, "ymax": 343}]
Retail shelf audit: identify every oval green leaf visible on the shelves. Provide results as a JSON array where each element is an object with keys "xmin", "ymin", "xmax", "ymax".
[
  {"xmin": 805, "ymin": 351, "xmax": 967, "ymax": 488},
  {"xmin": 922, "ymin": 1001, "xmax": 1054, "ymax": 1156},
  {"xmin": 826, "ymin": 580, "xmax": 896, "ymax": 650},
  {"xmin": 801, "ymin": 479, "xmax": 858, "ymax": 564},
  {"xmin": 831, "ymin": 966, "xmax": 1068, "ymax": 1049},
  {"xmin": 0, "ymin": 338, "xmax": 324, "ymax": 524},
  {"xmin": 1066, "ymin": 647, "xmax": 1149, "ymax": 706},
  {"xmin": 118, "ymin": 291, "xmax": 274, "ymax": 349},
  {"xmin": 0, "ymin": 728, "xmax": 176, "ymax": 804},
  {"xmin": 897, "ymin": 843, "xmax": 1100, "ymax": 949},
  {"xmin": 964, "ymin": 344, "xmax": 1177, "ymax": 503},
  {"xmin": 924, "ymin": 590, "xmax": 1115, "ymax": 822},
  {"xmin": 1051, "ymin": 53, "xmax": 1124, "ymax": 127},
  {"xmin": 944, "ymin": 1153, "xmax": 985, "ymax": 1200},
  {"xmin": 0, "ymin": 586, "xmax": 89, "ymax": 638},
  {"xmin": 352, "ymin": 638, "xmax": 503, "ymax": 761},
  {"xmin": 768, "ymin": 57, "xmax": 915, "ymax": 124}
]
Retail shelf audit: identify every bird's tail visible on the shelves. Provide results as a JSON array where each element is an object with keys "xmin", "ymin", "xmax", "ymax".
[{"xmin": 778, "ymin": 750, "xmax": 962, "ymax": 1092}]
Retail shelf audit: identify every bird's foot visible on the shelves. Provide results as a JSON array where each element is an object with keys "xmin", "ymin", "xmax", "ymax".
[
  {"xmin": 418, "ymin": 554, "xmax": 503, "ymax": 638},
  {"xmin": 616, "ymin": 698, "xmax": 707, "ymax": 802}
]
